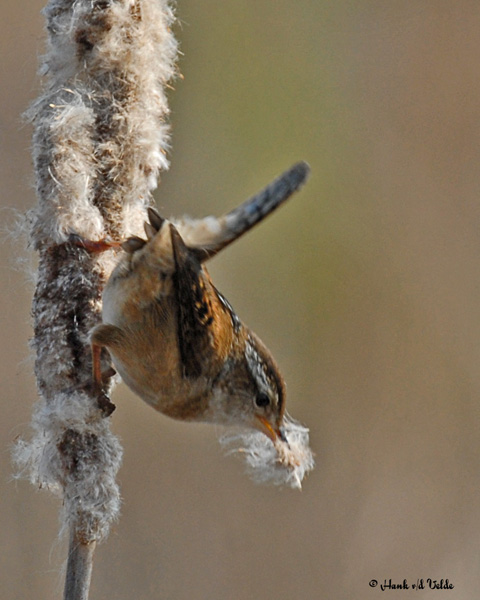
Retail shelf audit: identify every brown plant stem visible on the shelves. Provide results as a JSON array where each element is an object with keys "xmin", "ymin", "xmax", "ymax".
[
  {"xmin": 14, "ymin": 1, "xmax": 177, "ymax": 598},
  {"xmin": 64, "ymin": 533, "xmax": 97, "ymax": 600}
]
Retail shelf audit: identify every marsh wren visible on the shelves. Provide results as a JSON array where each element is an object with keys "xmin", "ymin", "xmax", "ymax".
[{"xmin": 90, "ymin": 162, "xmax": 310, "ymax": 446}]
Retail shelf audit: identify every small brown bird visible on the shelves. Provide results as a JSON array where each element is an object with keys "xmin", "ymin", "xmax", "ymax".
[{"xmin": 90, "ymin": 162, "xmax": 310, "ymax": 446}]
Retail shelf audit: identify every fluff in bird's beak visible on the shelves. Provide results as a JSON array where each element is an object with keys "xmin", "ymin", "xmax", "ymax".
[
  {"xmin": 222, "ymin": 415, "xmax": 314, "ymax": 489},
  {"xmin": 255, "ymin": 415, "xmax": 288, "ymax": 444}
]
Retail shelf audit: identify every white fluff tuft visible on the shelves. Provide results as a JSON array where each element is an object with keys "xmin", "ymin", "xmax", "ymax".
[
  {"xmin": 17, "ymin": 0, "xmax": 178, "ymax": 546},
  {"xmin": 28, "ymin": 0, "xmax": 178, "ymax": 246},
  {"xmin": 13, "ymin": 391, "xmax": 123, "ymax": 542},
  {"xmin": 221, "ymin": 416, "xmax": 315, "ymax": 489}
]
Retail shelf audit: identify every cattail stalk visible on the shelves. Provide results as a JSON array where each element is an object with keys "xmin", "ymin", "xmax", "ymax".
[{"xmin": 13, "ymin": 1, "xmax": 177, "ymax": 598}]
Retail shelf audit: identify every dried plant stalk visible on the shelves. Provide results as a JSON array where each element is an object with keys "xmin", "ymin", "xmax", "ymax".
[{"xmin": 13, "ymin": 0, "xmax": 177, "ymax": 598}]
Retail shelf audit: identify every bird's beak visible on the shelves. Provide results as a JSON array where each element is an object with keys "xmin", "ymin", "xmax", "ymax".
[{"xmin": 255, "ymin": 415, "xmax": 288, "ymax": 444}]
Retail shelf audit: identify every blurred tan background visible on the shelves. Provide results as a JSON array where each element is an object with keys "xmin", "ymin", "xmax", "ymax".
[{"xmin": 2, "ymin": 1, "xmax": 480, "ymax": 598}]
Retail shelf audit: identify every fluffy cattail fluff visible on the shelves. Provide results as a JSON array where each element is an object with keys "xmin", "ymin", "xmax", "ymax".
[
  {"xmin": 14, "ymin": 0, "xmax": 178, "ymax": 543},
  {"xmin": 221, "ymin": 416, "xmax": 315, "ymax": 489}
]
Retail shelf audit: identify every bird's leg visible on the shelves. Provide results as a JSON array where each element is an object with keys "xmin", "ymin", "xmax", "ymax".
[
  {"xmin": 90, "ymin": 324, "xmax": 126, "ymax": 417},
  {"xmin": 91, "ymin": 340, "xmax": 117, "ymax": 417},
  {"xmin": 67, "ymin": 233, "xmax": 123, "ymax": 253},
  {"xmin": 65, "ymin": 234, "xmax": 120, "ymax": 415}
]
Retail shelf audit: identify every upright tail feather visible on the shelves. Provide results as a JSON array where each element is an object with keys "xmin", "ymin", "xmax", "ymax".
[{"xmin": 187, "ymin": 161, "xmax": 310, "ymax": 262}]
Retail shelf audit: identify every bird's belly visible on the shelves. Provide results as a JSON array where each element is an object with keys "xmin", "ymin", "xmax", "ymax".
[{"xmin": 108, "ymin": 329, "xmax": 209, "ymax": 422}]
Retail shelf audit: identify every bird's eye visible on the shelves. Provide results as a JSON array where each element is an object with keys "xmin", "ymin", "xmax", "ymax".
[{"xmin": 255, "ymin": 392, "xmax": 270, "ymax": 408}]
